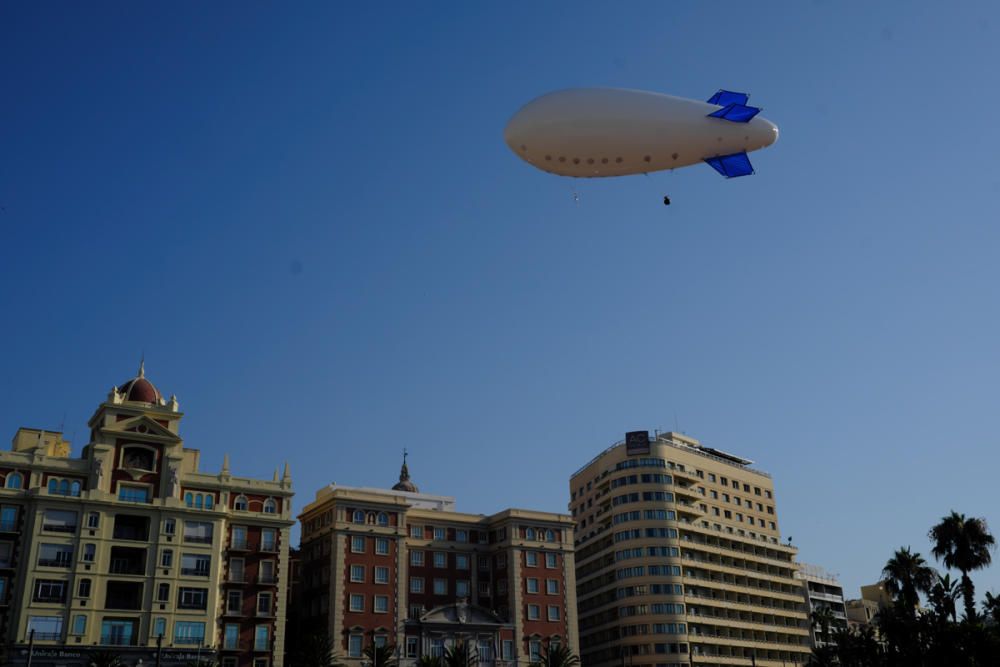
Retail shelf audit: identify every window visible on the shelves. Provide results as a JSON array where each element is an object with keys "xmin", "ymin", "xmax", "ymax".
[
  {"xmin": 433, "ymin": 527, "xmax": 445, "ymax": 540},
  {"xmin": 351, "ymin": 536, "xmax": 365, "ymax": 553},
  {"xmin": 410, "ymin": 525, "xmax": 423, "ymax": 538},
  {"xmin": 263, "ymin": 498, "xmax": 277, "ymax": 514},
  {"xmin": 546, "ymin": 553, "xmax": 558, "ymax": 568},
  {"xmin": 163, "ymin": 518, "xmax": 175, "ymax": 535},
  {"xmin": 433, "ymin": 579, "xmax": 447, "ymax": 595},
  {"xmin": 479, "ymin": 581, "xmax": 490, "ymax": 596},
  {"xmin": 205, "ymin": 495, "xmax": 214, "ymax": 509},
  {"xmin": 227, "ymin": 590, "xmax": 242, "ymax": 614},
  {"xmin": 236, "ymin": 496, "xmax": 249, "ymax": 512},
  {"xmin": 38, "ymin": 543, "xmax": 73, "ymax": 567},
  {"xmin": 352, "ymin": 510, "xmax": 364, "ymax": 524},
  {"xmin": 257, "ymin": 592, "xmax": 272, "ymax": 615},
  {"xmin": 433, "ymin": 552, "xmax": 447, "ymax": 568},
  {"xmin": 225, "ymin": 624, "xmax": 240, "ymax": 649},
  {"xmin": 527, "ymin": 604, "xmax": 540, "ymax": 620},
  {"xmin": 158, "ymin": 583, "xmax": 170, "ymax": 602},
  {"xmin": 375, "ymin": 537, "xmax": 389, "ymax": 555},
  {"xmin": 547, "ymin": 580, "xmax": 559, "ymax": 594},
  {"xmin": 261, "ymin": 529, "xmax": 277, "ymax": 551},
  {"xmin": 78, "ymin": 578, "xmax": 91, "ymax": 598},
  {"xmin": 498, "ymin": 580, "xmax": 507, "ymax": 594},
  {"xmin": 456, "ymin": 580, "xmax": 469, "ymax": 597},
  {"xmin": 349, "ymin": 594, "xmax": 364, "ymax": 611},
  {"xmin": 527, "ymin": 578, "xmax": 539, "ymax": 593},
  {"xmin": 161, "ymin": 550, "xmax": 173, "ymax": 568},
  {"xmin": 232, "ymin": 525, "xmax": 248, "ymax": 549},
  {"xmin": 255, "ymin": 625, "xmax": 269, "ymax": 651},
  {"xmin": 178, "ymin": 587, "xmax": 208, "ymax": 610},
  {"xmin": 349, "ymin": 634, "xmax": 363, "ymax": 657},
  {"xmin": 529, "ymin": 640, "xmax": 542, "ymax": 662},
  {"xmin": 28, "ymin": 616, "xmax": 63, "ymax": 640},
  {"xmin": 766, "ymin": 490, "xmax": 773, "ymax": 499},
  {"xmin": 374, "ymin": 566, "xmax": 389, "ymax": 584},
  {"xmin": 377, "ymin": 512, "xmax": 389, "ymax": 526},
  {"xmin": 374, "ymin": 595, "xmax": 389, "ymax": 613},
  {"xmin": 548, "ymin": 605, "xmax": 561, "ymax": 621},
  {"xmin": 42, "ymin": 510, "xmax": 77, "ymax": 533},
  {"xmin": 175, "ymin": 621, "xmax": 206, "ymax": 646},
  {"xmin": 87, "ymin": 512, "xmax": 100, "ymax": 529},
  {"xmin": 456, "ymin": 554, "xmax": 469, "ymax": 569},
  {"xmin": 456, "ymin": 529, "xmax": 468, "ymax": 542},
  {"xmin": 350, "ymin": 565, "xmax": 365, "ymax": 582},
  {"xmin": 0, "ymin": 506, "xmax": 17, "ymax": 532},
  {"xmin": 525, "ymin": 527, "xmax": 536, "ymax": 540},
  {"xmin": 502, "ymin": 640, "xmax": 513, "ymax": 660},
  {"xmin": 6, "ymin": 472, "xmax": 22, "ymax": 489},
  {"xmin": 153, "ymin": 617, "xmax": 167, "ymax": 639},
  {"xmin": 406, "ymin": 636, "xmax": 419, "ymax": 658},
  {"xmin": 183, "ymin": 521, "xmax": 213, "ymax": 544},
  {"xmin": 526, "ymin": 551, "xmax": 538, "ymax": 567},
  {"xmin": 119, "ymin": 485, "xmax": 150, "ymax": 503},
  {"xmin": 181, "ymin": 553, "xmax": 211, "ymax": 577},
  {"xmin": 410, "ymin": 605, "xmax": 423, "ymax": 619},
  {"xmin": 34, "ymin": 579, "xmax": 67, "ymax": 602},
  {"xmin": 410, "ymin": 550, "xmax": 424, "ymax": 566},
  {"xmin": 411, "ymin": 577, "xmax": 424, "ymax": 593},
  {"xmin": 497, "ymin": 553, "xmax": 507, "ymax": 569},
  {"xmin": 545, "ymin": 529, "xmax": 555, "ymax": 542}
]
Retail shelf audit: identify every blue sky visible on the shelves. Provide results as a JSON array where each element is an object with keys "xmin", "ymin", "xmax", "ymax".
[{"xmin": 3, "ymin": 1, "xmax": 1000, "ymax": 600}]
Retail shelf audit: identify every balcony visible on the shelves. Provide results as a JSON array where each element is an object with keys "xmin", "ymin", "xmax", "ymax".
[
  {"xmin": 30, "ymin": 632, "xmax": 63, "ymax": 641},
  {"xmin": 109, "ymin": 547, "xmax": 147, "ymax": 575},
  {"xmin": 105, "ymin": 581, "xmax": 143, "ymax": 610},
  {"xmin": 229, "ymin": 539, "xmax": 249, "ymax": 551},
  {"xmin": 33, "ymin": 594, "xmax": 67, "ymax": 604},
  {"xmin": 42, "ymin": 524, "xmax": 76, "ymax": 534},
  {"xmin": 38, "ymin": 558, "xmax": 72, "ymax": 568},
  {"xmin": 260, "ymin": 543, "xmax": 278, "ymax": 553},
  {"xmin": 227, "ymin": 574, "xmax": 246, "ymax": 584},
  {"xmin": 101, "ymin": 634, "xmax": 138, "ymax": 646},
  {"xmin": 257, "ymin": 574, "xmax": 277, "ymax": 585},
  {"xmin": 222, "ymin": 640, "xmax": 248, "ymax": 651},
  {"xmin": 174, "ymin": 636, "xmax": 207, "ymax": 646},
  {"xmin": 182, "ymin": 568, "xmax": 211, "ymax": 577},
  {"xmin": 112, "ymin": 515, "xmax": 150, "ymax": 542},
  {"xmin": 185, "ymin": 535, "xmax": 213, "ymax": 545}
]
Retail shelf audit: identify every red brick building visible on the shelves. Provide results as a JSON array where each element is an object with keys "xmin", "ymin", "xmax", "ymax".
[{"xmin": 295, "ymin": 459, "xmax": 577, "ymax": 666}]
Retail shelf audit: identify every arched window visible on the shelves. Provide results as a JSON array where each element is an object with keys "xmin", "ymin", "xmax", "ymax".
[
  {"xmin": 353, "ymin": 510, "xmax": 365, "ymax": 524},
  {"xmin": 525, "ymin": 527, "xmax": 536, "ymax": 540},
  {"xmin": 545, "ymin": 530, "xmax": 555, "ymax": 542},
  {"xmin": 377, "ymin": 512, "xmax": 388, "ymax": 526},
  {"xmin": 185, "ymin": 492, "xmax": 194, "ymax": 507},
  {"xmin": 195, "ymin": 495, "xmax": 203, "ymax": 509},
  {"xmin": 59, "ymin": 480, "xmax": 70, "ymax": 496},
  {"xmin": 235, "ymin": 496, "xmax": 248, "ymax": 511},
  {"xmin": 205, "ymin": 495, "xmax": 214, "ymax": 509},
  {"xmin": 7, "ymin": 472, "xmax": 22, "ymax": 489},
  {"xmin": 263, "ymin": 499, "xmax": 276, "ymax": 514},
  {"xmin": 71, "ymin": 481, "xmax": 82, "ymax": 497},
  {"xmin": 48, "ymin": 479, "xmax": 58, "ymax": 494}
]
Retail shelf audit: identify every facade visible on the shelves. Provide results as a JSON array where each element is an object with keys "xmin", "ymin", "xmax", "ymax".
[
  {"xmin": 296, "ymin": 460, "xmax": 578, "ymax": 666},
  {"xmin": 570, "ymin": 431, "xmax": 811, "ymax": 667},
  {"xmin": 794, "ymin": 563, "xmax": 847, "ymax": 647},
  {"xmin": 845, "ymin": 582, "xmax": 891, "ymax": 631},
  {"xmin": 0, "ymin": 365, "xmax": 294, "ymax": 667}
]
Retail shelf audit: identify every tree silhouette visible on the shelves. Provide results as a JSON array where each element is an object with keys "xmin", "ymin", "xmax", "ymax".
[{"xmin": 930, "ymin": 511, "xmax": 996, "ymax": 621}]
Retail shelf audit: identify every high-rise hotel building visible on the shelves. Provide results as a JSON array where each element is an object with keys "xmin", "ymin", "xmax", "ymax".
[
  {"xmin": 570, "ymin": 431, "xmax": 810, "ymax": 667},
  {"xmin": 296, "ymin": 460, "xmax": 578, "ymax": 666},
  {"xmin": 0, "ymin": 365, "xmax": 294, "ymax": 667}
]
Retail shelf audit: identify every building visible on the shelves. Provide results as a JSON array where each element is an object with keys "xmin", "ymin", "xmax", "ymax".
[
  {"xmin": 569, "ymin": 431, "xmax": 811, "ymax": 667},
  {"xmin": 845, "ymin": 582, "xmax": 892, "ymax": 631},
  {"xmin": 296, "ymin": 457, "xmax": 578, "ymax": 666},
  {"xmin": 0, "ymin": 364, "xmax": 294, "ymax": 667},
  {"xmin": 794, "ymin": 563, "xmax": 847, "ymax": 647}
]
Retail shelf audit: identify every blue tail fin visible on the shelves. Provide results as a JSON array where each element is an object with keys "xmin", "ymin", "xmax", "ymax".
[
  {"xmin": 708, "ymin": 103, "xmax": 761, "ymax": 123},
  {"xmin": 707, "ymin": 90, "xmax": 749, "ymax": 106},
  {"xmin": 705, "ymin": 152, "xmax": 755, "ymax": 178}
]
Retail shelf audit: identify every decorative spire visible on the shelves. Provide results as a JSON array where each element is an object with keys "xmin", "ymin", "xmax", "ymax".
[
  {"xmin": 138, "ymin": 355, "xmax": 145, "ymax": 378},
  {"xmin": 392, "ymin": 448, "xmax": 419, "ymax": 493},
  {"xmin": 282, "ymin": 461, "xmax": 291, "ymax": 482},
  {"xmin": 222, "ymin": 453, "xmax": 230, "ymax": 475},
  {"xmin": 273, "ymin": 468, "xmax": 279, "ymax": 482}
]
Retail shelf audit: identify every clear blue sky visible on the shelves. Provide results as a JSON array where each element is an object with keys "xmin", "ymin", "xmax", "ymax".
[{"xmin": 3, "ymin": 1, "xmax": 1000, "ymax": 600}]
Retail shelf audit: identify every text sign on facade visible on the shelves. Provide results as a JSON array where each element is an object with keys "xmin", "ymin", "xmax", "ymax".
[{"xmin": 625, "ymin": 431, "xmax": 650, "ymax": 455}]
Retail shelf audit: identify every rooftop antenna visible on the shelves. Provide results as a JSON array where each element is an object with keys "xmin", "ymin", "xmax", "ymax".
[{"xmin": 673, "ymin": 411, "xmax": 680, "ymax": 433}]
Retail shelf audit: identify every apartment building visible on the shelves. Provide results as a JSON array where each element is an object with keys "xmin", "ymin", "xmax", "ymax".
[
  {"xmin": 794, "ymin": 563, "xmax": 847, "ymax": 647},
  {"xmin": 296, "ymin": 458, "xmax": 577, "ymax": 666},
  {"xmin": 0, "ymin": 364, "xmax": 294, "ymax": 667},
  {"xmin": 569, "ymin": 431, "xmax": 811, "ymax": 667}
]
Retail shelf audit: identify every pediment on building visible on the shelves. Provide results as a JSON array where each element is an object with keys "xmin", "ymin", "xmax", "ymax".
[
  {"xmin": 103, "ymin": 415, "xmax": 179, "ymax": 442},
  {"xmin": 419, "ymin": 600, "xmax": 506, "ymax": 626}
]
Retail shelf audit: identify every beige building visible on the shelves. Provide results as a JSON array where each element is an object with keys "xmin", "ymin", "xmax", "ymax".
[
  {"xmin": 0, "ymin": 364, "xmax": 294, "ymax": 667},
  {"xmin": 569, "ymin": 431, "xmax": 811, "ymax": 667},
  {"xmin": 794, "ymin": 563, "xmax": 847, "ymax": 648},
  {"xmin": 296, "ymin": 461, "xmax": 578, "ymax": 667}
]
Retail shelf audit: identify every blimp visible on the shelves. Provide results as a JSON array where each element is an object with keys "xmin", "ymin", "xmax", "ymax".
[{"xmin": 504, "ymin": 88, "xmax": 779, "ymax": 180}]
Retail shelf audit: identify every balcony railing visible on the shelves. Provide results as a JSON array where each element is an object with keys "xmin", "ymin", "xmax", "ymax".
[
  {"xmin": 38, "ymin": 558, "xmax": 72, "ymax": 568},
  {"xmin": 257, "ymin": 575, "xmax": 277, "ymax": 584},
  {"xmin": 227, "ymin": 574, "xmax": 246, "ymax": 584},
  {"xmin": 43, "ymin": 524, "xmax": 77, "ymax": 534},
  {"xmin": 230, "ymin": 539, "xmax": 249, "ymax": 550},
  {"xmin": 174, "ymin": 636, "xmax": 207, "ymax": 646},
  {"xmin": 260, "ymin": 543, "xmax": 278, "ymax": 553},
  {"xmin": 109, "ymin": 563, "xmax": 145, "ymax": 575},
  {"xmin": 33, "ymin": 595, "xmax": 66, "ymax": 603},
  {"xmin": 222, "ymin": 640, "xmax": 247, "ymax": 650},
  {"xmin": 182, "ymin": 568, "xmax": 211, "ymax": 577},
  {"xmin": 185, "ymin": 535, "xmax": 213, "ymax": 544},
  {"xmin": 101, "ymin": 634, "xmax": 138, "ymax": 646},
  {"xmin": 30, "ymin": 632, "xmax": 62, "ymax": 641}
]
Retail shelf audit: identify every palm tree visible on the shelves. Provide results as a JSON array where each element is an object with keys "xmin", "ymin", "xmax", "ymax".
[
  {"xmin": 292, "ymin": 632, "xmax": 345, "ymax": 667},
  {"xmin": 810, "ymin": 606, "xmax": 837, "ymax": 646},
  {"xmin": 983, "ymin": 591, "xmax": 1000, "ymax": 626},
  {"xmin": 88, "ymin": 652, "xmax": 124, "ymax": 667},
  {"xmin": 417, "ymin": 655, "xmax": 443, "ymax": 667},
  {"xmin": 881, "ymin": 547, "xmax": 936, "ymax": 617},
  {"xmin": 529, "ymin": 644, "xmax": 581, "ymax": 667},
  {"xmin": 928, "ymin": 573, "xmax": 959, "ymax": 623},
  {"xmin": 363, "ymin": 641, "xmax": 398, "ymax": 667},
  {"xmin": 442, "ymin": 640, "xmax": 478, "ymax": 667},
  {"xmin": 929, "ymin": 511, "xmax": 996, "ymax": 621}
]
